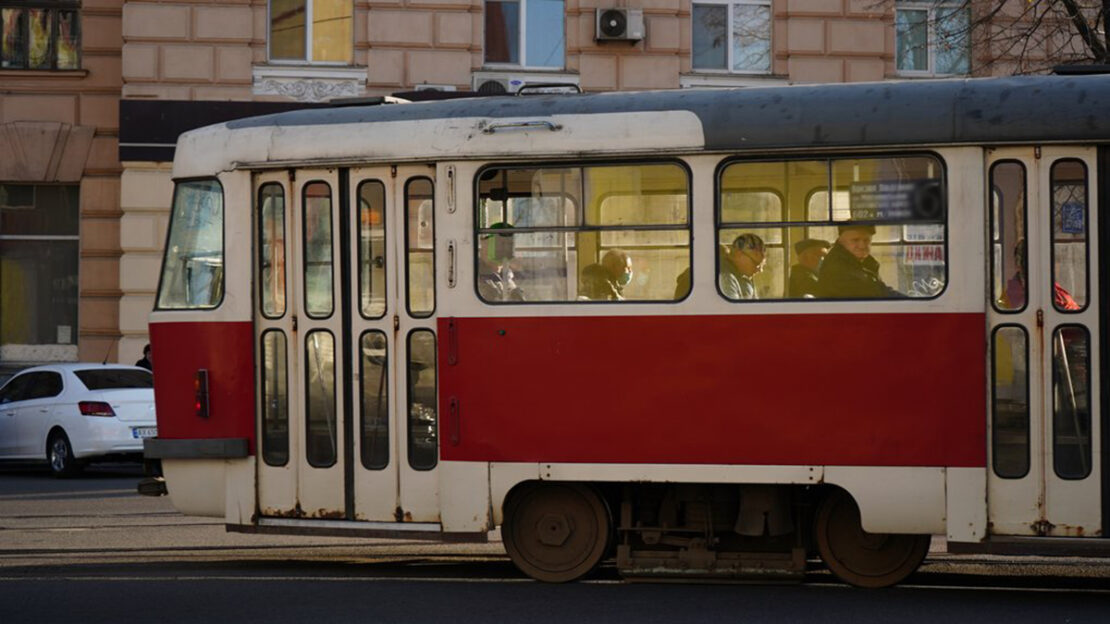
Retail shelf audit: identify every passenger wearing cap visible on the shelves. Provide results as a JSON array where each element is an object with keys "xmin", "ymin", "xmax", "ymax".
[
  {"xmin": 720, "ymin": 233, "xmax": 766, "ymax": 300},
  {"xmin": 580, "ymin": 249, "xmax": 633, "ymax": 301},
  {"xmin": 788, "ymin": 238, "xmax": 830, "ymax": 298},
  {"xmin": 816, "ymin": 224, "xmax": 901, "ymax": 298}
]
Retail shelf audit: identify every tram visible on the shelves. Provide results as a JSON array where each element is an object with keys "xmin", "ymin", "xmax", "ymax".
[{"xmin": 144, "ymin": 75, "xmax": 1110, "ymax": 587}]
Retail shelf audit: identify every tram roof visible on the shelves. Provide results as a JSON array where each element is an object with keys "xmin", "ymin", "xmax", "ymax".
[{"xmin": 175, "ymin": 75, "xmax": 1110, "ymax": 177}]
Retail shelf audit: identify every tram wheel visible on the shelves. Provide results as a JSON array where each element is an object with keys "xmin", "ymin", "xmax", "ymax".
[
  {"xmin": 814, "ymin": 489, "xmax": 929, "ymax": 588},
  {"xmin": 501, "ymin": 482, "xmax": 611, "ymax": 583}
]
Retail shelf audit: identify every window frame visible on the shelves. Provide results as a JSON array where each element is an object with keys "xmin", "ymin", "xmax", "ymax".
[
  {"xmin": 482, "ymin": 0, "xmax": 566, "ymax": 70},
  {"xmin": 359, "ymin": 329, "xmax": 390, "ymax": 471},
  {"xmin": 991, "ymin": 324, "xmax": 1030, "ymax": 480},
  {"xmin": 266, "ymin": 0, "xmax": 353, "ymax": 66},
  {"xmin": 301, "ymin": 179, "xmax": 335, "ymax": 320},
  {"xmin": 356, "ymin": 178, "xmax": 388, "ymax": 321},
  {"xmin": 1051, "ymin": 323, "xmax": 1092, "ymax": 480},
  {"xmin": 303, "ymin": 328, "xmax": 337, "ymax": 469},
  {"xmin": 260, "ymin": 329, "xmax": 290, "ymax": 467},
  {"xmin": 258, "ymin": 182, "xmax": 287, "ymax": 320},
  {"xmin": 404, "ymin": 176, "xmax": 436, "ymax": 318},
  {"xmin": 471, "ymin": 158, "xmax": 694, "ymax": 305},
  {"xmin": 1049, "ymin": 158, "xmax": 1090, "ymax": 314},
  {"xmin": 0, "ymin": 0, "xmax": 81, "ymax": 71},
  {"xmin": 714, "ymin": 152, "xmax": 949, "ymax": 302},
  {"xmin": 155, "ymin": 177, "xmax": 226, "ymax": 311},
  {"xmin": 894, "ymin": 0, "xmax": 970, "ymax": 77},
  {"xmin": 989, "ymin": 159, "xmax": 1028, "ymax": 314},
  {"xmin": 690, "ymin": 0, "xmax": 773, "ymax": 76},
  {"xmin": 406, "ymin": 328, "xmax": 437, "ymax": 472}
]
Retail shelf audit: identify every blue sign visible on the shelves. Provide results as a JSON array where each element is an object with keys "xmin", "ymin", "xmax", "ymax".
[{"xmin": 1061, "ymin": 201, "xmax": 1084, "ymax": 234}]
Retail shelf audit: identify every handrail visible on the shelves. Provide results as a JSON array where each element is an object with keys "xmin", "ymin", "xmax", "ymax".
[{"xmin": 482, "ymin": 120, "xmax": 563, "ymax": 134}]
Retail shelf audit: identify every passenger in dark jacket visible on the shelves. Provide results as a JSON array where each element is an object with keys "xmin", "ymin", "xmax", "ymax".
[
  {"xmin": 787, "ymin": 238, "xmax": 829, "ymax": 298},
  {"xmin": 817, "ymin": 225, "xmax": 901, "ymax": 299},
  {"xmin": 580, "ymin": 249, "xmax": 632, "ymax": 300}
]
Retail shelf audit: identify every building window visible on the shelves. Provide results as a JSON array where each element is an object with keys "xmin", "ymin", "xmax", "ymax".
[
  {"xmin": 692, "ymin": 0, "xmax": 771, "ymax": 74},
  {"xmin": 484, "ymin": 0, "xmax": 565, "ymax": 69},
  {"xmin": 269, "ymin": 0, "xmax": 352, "ymax": 64},
  {"xmin": 895, "ymin": 1, "xmax": 969, "ymax": 75},
  {"xmin": 1, "ymin": 1, "xmax": 80, "ymax": 70},
  {"xmin": 0, "ymin": 184, "xmax": 79, "ymax": 361}
]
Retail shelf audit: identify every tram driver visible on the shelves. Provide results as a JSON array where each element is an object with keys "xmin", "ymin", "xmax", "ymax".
[
  {"xmin": 478, "ymin": 222, "xmax": 525, "ymax": 302},
  {"xmin": 817, "ymin": 224, "xmax": 901, "ymax": 299}
]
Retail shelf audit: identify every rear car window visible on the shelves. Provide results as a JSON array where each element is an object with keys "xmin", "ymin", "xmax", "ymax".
[{"xmin": 75, "ymin": 369, "xmax": 153, "ymax": 390}]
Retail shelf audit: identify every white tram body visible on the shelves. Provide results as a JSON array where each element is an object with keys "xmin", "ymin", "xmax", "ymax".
[{"xmin": 146, "ymin": 75, "xmax": 1110, "ymax": 586}]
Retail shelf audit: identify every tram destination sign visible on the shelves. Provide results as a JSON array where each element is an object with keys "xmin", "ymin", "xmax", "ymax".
[{"xmin": 849, "ymin": 179, "xmax": 942, "ymax": 222}]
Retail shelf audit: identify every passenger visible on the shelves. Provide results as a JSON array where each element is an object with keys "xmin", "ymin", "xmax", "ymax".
[
  {"xmin": 135, "ymin": 343, "xmax": 153, "ymax": 372},
  {"xmin": 477, "ymin": 222, "xmax": 525, "ymax": 301},
  {"xmin": 816, "ymin": 224, "xmax": 901, "ymax": 298},
  {"xmin": 787, "ymin": 238, "xmax": 830, "ymax": 298},
  {"xmin": 719, "ymin": 233, "xmax": 766, "ymax": 300},
  {"xmin": 1002, "ymin": 239, "xmax": 1080, "ymax": 310},
  {"xmin": 579, "ymin": 249, "xmax": 633, "ymax": 301}
]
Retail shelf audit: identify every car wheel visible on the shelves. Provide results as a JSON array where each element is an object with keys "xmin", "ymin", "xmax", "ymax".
[{"xmin": 47, "ymin": 431, "xmax": 83, "ymax": 478}]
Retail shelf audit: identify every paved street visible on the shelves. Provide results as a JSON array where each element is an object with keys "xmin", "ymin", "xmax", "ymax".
[{"xmin": 1, "ymin": 463, "xmax": 1109, "ymax": 624}]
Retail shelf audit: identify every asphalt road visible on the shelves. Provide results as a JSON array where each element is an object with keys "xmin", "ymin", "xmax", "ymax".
[{"xmin": 1, "ymin": 463, "xmax": 1109, "ymax": 624}]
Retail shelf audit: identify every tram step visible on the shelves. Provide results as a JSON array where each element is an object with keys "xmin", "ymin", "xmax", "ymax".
[{"xmin": 617, "ymin": 545, "xmax": 806, "ymax": 582}]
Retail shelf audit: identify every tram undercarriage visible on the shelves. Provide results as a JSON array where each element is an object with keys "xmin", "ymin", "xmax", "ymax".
[{"xmin": 501, "ymin": 482, "xmax": 930, "ymax": 587}]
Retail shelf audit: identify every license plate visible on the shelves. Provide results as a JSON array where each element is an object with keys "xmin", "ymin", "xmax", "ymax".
[{"xmin": 132, "ymin": 427, "xmax": 157, "ymax": 439}]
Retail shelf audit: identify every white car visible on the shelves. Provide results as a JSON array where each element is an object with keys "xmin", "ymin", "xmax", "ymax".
[{"xmin": 0, "ymin": 364, "xmax": 156, "ymax": 477}]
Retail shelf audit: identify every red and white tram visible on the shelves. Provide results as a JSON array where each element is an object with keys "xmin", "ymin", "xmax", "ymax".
[{"xmin": 145, "ymin": 75, "xmax": 1110, "ymax": 587}]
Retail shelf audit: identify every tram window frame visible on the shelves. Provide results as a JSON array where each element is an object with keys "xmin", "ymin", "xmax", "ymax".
[
  {"xmin": 404, "ymin": 177, "xmax": 436, "ymax": 318},
  {"xmin": 359, "ymin": 329, "xmax": 389, "ymax": 471},
  {"xmin": 258, "ymin": 182, "xmax": 287, "ymax": 320},
  {"xmin": 715, "ymin": 153, "xmax": 948, "ymax": 302},
  {"xmin": 357, "ymin": 179, "xmax": 388, "ymax": 320},
  {"xmin": 990, "ymin": 324, "xmax": 1030, "ymax": 479},
  {"xmin": 304, "ymin": 328, "xmax": 338, "ymax": 469},
  {"xmin": 406, "ymin": 328, "xmax": 437, "ymax": 471},
  {"xmin": 1051, "ymin": 324, "xmax": 1092, "ymax": 480},
  {"xmin": 472, "ymin": 160, "xmax": 693, "ymax": 305},
  {"xmin": 301, "ymin": 180, "xmax": 335, "ymax": 320},
  {"xmin": 989, "ymin": 160, "xmax": 1028, "ymax": 314},
  {"xmin": 155, "ymin": 177, "xmax": 226, "ymax": 311},
  {"xmin": 260, "ymin": 329, "xmax": 290, "ymax": 467},
  {"xmin": 1049, "ymin": 158, "xmax": 1090, "ymax": 313}
]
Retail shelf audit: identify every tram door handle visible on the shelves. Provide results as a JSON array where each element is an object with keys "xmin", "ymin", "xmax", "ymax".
[{"xmin": 448, "ymin": 397, "xmax": 460, "ymax": 446}]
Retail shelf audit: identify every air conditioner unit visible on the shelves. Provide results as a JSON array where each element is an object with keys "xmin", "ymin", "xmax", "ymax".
[
  {"xmin": 596, "ymin": 8, "xmax": 644, "ymax": 41},
  {"xmin": 472, "ymin": 76, "xmax": 526, "ymax": 95}
]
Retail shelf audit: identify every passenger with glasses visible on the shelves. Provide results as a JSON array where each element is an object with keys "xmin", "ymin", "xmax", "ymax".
[{"xmin": 720, "ymin": 233, "xmax": 766, "ymax": 300}]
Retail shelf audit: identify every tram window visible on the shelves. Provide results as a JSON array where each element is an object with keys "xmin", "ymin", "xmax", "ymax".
[
  {"xmin": 358, "ymin": 180, "xmax": 387, "ymax": 319},
  {"xmin": 304, "ymin": 330, "xmax": 337, "ymax": 468},
  {"xmin": 261, "ymin": 330, "xmax": 289, "ymax": 467},
  {"xmin": 259, "ymin": 183, "xmax": 286, "ymax": 318},
  {"xmin": 718, "ymin": 155, "xmax": 946, "ymax": 300},
  {"xmin": 1050, "ymin": 159, "xmax": 1088, "ymax": 312},
  {"xmin": 156, "ymin": 179, "xmax": 224, "ymax": 309},
  {"xmin": 407, "ymin": 329, "xmax": 437, "ymax": 471},
  {"xmin": 475, "ymin": 163, "xmax": 691, "ymax": 303},
  {"xmin": 302, "ymin": 181, "xmax": 334, "ymax": 319},
  {"xmin": 1052, "ymin": 325, "xmax": 1091, "ymax": 480},
  {"xmin": 991, "ymin": 326, "xmax": 1029, "ymax": 479},
  {"xmin": 360, "ymin": 331, "xmax": 389, "ymax": 470},
  {"xmin": 405, "ymin": 178, "xmax": 435, "ymax": 317},
  {"xmin": 989, "ymin": 162, "xmax": 1027, "ymax": 312}
]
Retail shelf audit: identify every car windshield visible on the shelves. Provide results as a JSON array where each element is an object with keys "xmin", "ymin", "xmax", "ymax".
[{"xmin": 74, "ymin": 369, "xmax": 153, "ymax": 390}]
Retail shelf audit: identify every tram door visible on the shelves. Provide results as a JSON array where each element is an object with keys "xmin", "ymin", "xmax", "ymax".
[
  {"xmin": 254, "ymin": 166, "xmax": 440, "ymax": 523},
  {"xmin": 986, "ymin": 147, "xmax": 1102, "ymax": 537}
]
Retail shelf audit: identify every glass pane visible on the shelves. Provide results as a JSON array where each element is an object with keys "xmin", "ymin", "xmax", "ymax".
[
  {"xmin": 305, "ymin": 330, "xmax": 336, "ymax": 468},
  {"xmin": 478, "ymin": 167, "xmax": 579, "ymax": 229},
  {"xmin": 692, "ymin": 4, "xmax": 726, "ymax": 70},
  {"xmin": 28, "ymin": 9, "xmax": 50, "ymax": 69},
  {"xmin": 992, "ymin": 326, "xmax": 1029, "ymax": 479},
  {"xmin": 721, "ymin": 160, "xmax": 826, "ymax": 223},
  {"xmin": 360, "ymin": 331, "xmax": 389, "ymax": 470},
  {"xmin": 406, "ymin": 178, "xmax": 435, "ymax": 317},
  {"xmin": 732, "ymin": 3, "xmax": 771, "ymax": 72},
  {"xmin": 358, "ymin": 180, "xmax": 386, "ymax": 319},
  {"xmin": 1052, "ymin": 326, "xmax": 1091, "ymax": 479},
  {"xmin": 831, "ymin": 156, "xmax": 943, "ymax": 225},
  {"xmin": 525, "ymin": 0, "xmax": 564, "ymax": 67},
  {"xmin": 485, "ymin": 0, "xmax": 520, "ymax": 64},
  {"xmin": 271, "ymin": 0, "xmax": 306, "ymax": 60},
  {"xmin": 586, "ymin": 164, "xmax": 688, "ymax": 226},
  {"xmin": 303, "ymin": 181, "xmax": 333, "ymax": 318},
  {"xmin": 1050, "ymin": 160, "xmax": 1087, "ymax": 311},
  {"xmin": 313, "ymin": 0, "xmax": 352, "ymax": 63},
  {"xmin": 895, "ymin": 9, "xmax": 927, "ymax": 71},
  {"xmin": 1, "ymin": 8, "xmax": 28, "ymax": 69},
  {"xmin": 0, "ymin": 185, "xmax": 79, "ymax": 235},
  {"xmin": 407, "ymin": 330, "xmax": 437, "ymax": 471},
  {"xmin": 75, "ymin": 369, "xmax": 152, "ymax": 390},
  {"xmin": 1, "ymin": 240, "xmax": 78, "ymax": 348},
  {"xmin": 56, "ymin": 10, "xmax": 78, "ymax": 69},
  {"xmin": 157, "ymin": 180, "xmax": 224, "ymax": 309},
  {"xmin": 990, "ymin": 162, "xmax": 1027, "ymax": 311},
  {"xmin": 935, "ymin": 7, "xmax": 969, "ymax": 75},
  {"xmin": 261, "ymin": 331, "xmax": 289, "ymax": 467},
  {"xmin": 717, "ymin": 228, "xmax": 773, "ymax": 299},
  {"xmin": 258, "ymin": 183, "xmax": 286, "ymax": 318},
  {"xmin": 579, "ymin": 231, "xmax": 691, "ymax": 301}
]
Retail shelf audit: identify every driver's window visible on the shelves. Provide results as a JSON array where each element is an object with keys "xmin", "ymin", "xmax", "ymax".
[{"xmin": 0, "ymin": 374, "xmax": 32, "ymax": 404}]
